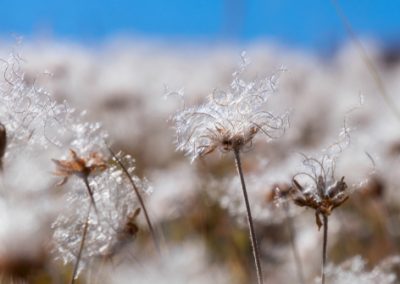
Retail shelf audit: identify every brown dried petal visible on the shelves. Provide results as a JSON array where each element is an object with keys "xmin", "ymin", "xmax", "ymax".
[
  {"xmin": 52, "ymin": 149, "xmax": 107, "ymax": 185},
  {"xmin": 123, "ymin": 208, "xmax": 141, "ymax": 236},
  {"xmin": 292, "ymin": 179, "xmax": 304, "ymax": 192},
  {"xmin": 294, "ymin": 197, "xmax": 308, "ymax": 207},
  {"xmin": 332, "ymin": 196, "xmax": 349, "ymax": 210}
]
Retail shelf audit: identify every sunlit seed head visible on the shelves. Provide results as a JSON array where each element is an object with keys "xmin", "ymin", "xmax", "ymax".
[{"xmin": 173, "ymin": 57, "xmax": 289, "ymax": 162}]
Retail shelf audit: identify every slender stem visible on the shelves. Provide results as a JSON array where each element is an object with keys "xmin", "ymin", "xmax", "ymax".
[
  {"xmin": 233, "ymin": 149, "xmax": 264, "ymax": 284},
  {"xmin": 107, "ymin": 146, "xmax": 161, "ymax": 254},
  {"xmin": 322, "ymin": 215, "xmax": 328, "ymax": 284},
  {"xmin": 70, "ymin": 203, "xmax": 92, "ymax": 284},
  {"xmin": 331, "ymin": 0, "xmax": 400, "ymax": 122},
  {"xmin": 83, "ymin": 176, "xmax": 99, "ymax": 217},
  {"xmin": 283, "ymin": 202, "xmax": 306, "ymax": 284},
  {"xmin": 0, "ymin": 122, "xmax": 6, "ymax": 172}
]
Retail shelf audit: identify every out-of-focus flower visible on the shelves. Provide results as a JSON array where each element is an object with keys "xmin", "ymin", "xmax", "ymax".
[
  {"xmin": 52, "ymin": 153, "xmax": 148, "ymax": 277},
  {"xmin": 321, "ymin": 256, "xmax": 397, "ymax": 284},
  {"xmin": 173, "ymin": 55, "xmax": 289, "ymax": 162},
  {"xmin": 52, "ymin": 149, "xmax": 107, "ymax": 186}
]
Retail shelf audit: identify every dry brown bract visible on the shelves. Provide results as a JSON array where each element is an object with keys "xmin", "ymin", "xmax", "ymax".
[
  {"xmin": 291, "ymin": 176, "xmax": 349, "ymax": 229},
  {"xmin": 52, "ymin": 149, "xmax": 107, "ymax": 186}
]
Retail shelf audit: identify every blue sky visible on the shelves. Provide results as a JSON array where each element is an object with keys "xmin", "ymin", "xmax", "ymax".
[{"xmin": 0, "ymin": 0, "xmax": 399, "ymax": 50}]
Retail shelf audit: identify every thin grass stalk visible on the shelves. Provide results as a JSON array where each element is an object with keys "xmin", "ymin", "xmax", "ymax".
[
  {"xmin": 330, "ymin": 0, "xmax": 400, "ymax": 122},
  {"xmin": 283, "ymin": 202, "xmax": 306, "ymax": 284},
  {"xmin": 70, "ymin": 203, "xmax": 92, "ymax": 284},
  {"xmin": 107, "ymin": 146, "xmax": 161, "ymax": 254},
  {"xmin": 233, "ymin": 149, "xmax": 264, "ymax": 284},
  {"xmin": 322, "ymin": 215, "xmax": 328, "ymax": 284},
  {"xmin": 0, "ymin": 122, "xmax": 6, "ymax": 172}
]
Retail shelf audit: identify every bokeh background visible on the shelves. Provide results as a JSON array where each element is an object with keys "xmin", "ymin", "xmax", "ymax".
[
  {"xmin": 1, "ymin": 1, "xmax": 400, "ymax": 283},
  {"xmin": 1, "ymin": 0, "xmax": 400, "ymax": 51}
]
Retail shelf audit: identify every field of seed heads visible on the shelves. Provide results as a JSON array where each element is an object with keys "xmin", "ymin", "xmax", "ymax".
[{"xmin": 1, "ymin": 40, "xmax": 400, "ymax": 284}]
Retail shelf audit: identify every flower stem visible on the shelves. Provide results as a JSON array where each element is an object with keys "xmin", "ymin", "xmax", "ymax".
[
  {"xmin": 70, "ymin": 203, "xmax": 92, "ymax": 284},
  {"xmin": 322, "ymin": 215, "xmax": 328, "ymax": 284},
  {"xmin": 107, "ymin": 146, "xmax": 161, "ymax": 254},
  {"xmin": 83, "ymin": 176, "xmax": 99, "ymax": 217},
  {"xmin": 233, "ymin": 149, "xmax": 264, "ymax": 284},
  {"xmin": 283, "ymin": 202, "xmax": 306, "ymax": 284}
]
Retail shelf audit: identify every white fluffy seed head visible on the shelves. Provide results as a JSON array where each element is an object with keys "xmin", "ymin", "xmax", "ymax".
[{"xmin": 173, "ymin": 57, "xmax": 289, "ymax": 162}]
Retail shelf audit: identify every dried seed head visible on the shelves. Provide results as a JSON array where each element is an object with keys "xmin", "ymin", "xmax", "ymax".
[
  {"xmin": 52, "ymin": 149, "xmax": 107, "ymax": 185},
  {"xmin": 265, "ymin": 183, "xmax": 292, "ymax": 206},
  {"xmin": 120, "ymin": 207, "xmax": 141, "ymax": 238},
  {"xmin": 173, "ymin": 60, "xmax": 288, "ymax": 162},
  {"xmin": 0, "ymin": 122, "xmax": 6, "ymax": 171},
  {"xmin": 100, "ymin": 208, "xmax": 141, "ymax": 259},
  {"xmin": 290, "ymin": 155, "xmax": 350, "ymax": 229}
]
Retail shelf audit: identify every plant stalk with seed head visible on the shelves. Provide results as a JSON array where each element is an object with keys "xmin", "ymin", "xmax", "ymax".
[
  {"xmin": 234, "ymin": 148, "xmax": 264, "ymax": 284},
  {"xmin": 107, "ymin": 146, "xmax": 160, "ymax": 254}
]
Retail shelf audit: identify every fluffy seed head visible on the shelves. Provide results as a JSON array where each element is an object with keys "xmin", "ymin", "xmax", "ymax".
[{"xmin": 173, "ymin": 57, "xmax": 289, "ymax": 162}]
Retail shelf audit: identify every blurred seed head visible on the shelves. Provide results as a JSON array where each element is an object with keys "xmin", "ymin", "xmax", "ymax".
[
  {"xmin": 52, "ymin": 149, "xmax": 107, "ymax": 186},
  {"xmin": 52, "ymin": 154, "xmax": 146, "ymax": 276},
  {"xmin": 102, "ymin": 207, "xmax": 141, "ymax": 259},
  {"xmin": 359, "ymin": 175, "xmax": 385, "ymax": 200}
]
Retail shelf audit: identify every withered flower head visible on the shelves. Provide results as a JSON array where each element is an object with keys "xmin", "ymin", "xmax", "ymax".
[
  {"xmin": 173, "ymin": 58, "xmax": 288, "ymax": 162},
  {"xmin": 120, "ymin": 207, "xmax": 141, "ymax": 237},
  {"xmin": 52, "ymin": 149, "xmax": 107, "ymax": 186},
  {"xmin": 102, "ymin": 208, "xmax": 141, "ymax": 259},
  {"xmin": 0, "ymin": 122, "xmax": 6, "ymax": 171},
  {"xmin": 290, "ymin": 154, "xmax": 349, "ymax": 229}
]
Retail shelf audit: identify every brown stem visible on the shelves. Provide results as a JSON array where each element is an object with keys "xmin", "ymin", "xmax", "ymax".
[
  {"xmin": 70, "ymin": 203, "xmax": 92, "ymax": 284},
  {"xmin": 82, "ymin": 176, "xmax": 99, "ymax": 217},
  {"xmin": 107, "ymin": 146, "xmax": 161, "ymax": 254},
  {"xmin": 233, "ymin": 149, "xmax": 264, "ymax": 284},
  {"xmin": 283, "ymin": 203, "xmax": 306, "ymax": 284},
  {"xmin": 322, "ymin": 215, "xmax": 328, "ymax": 284}
]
